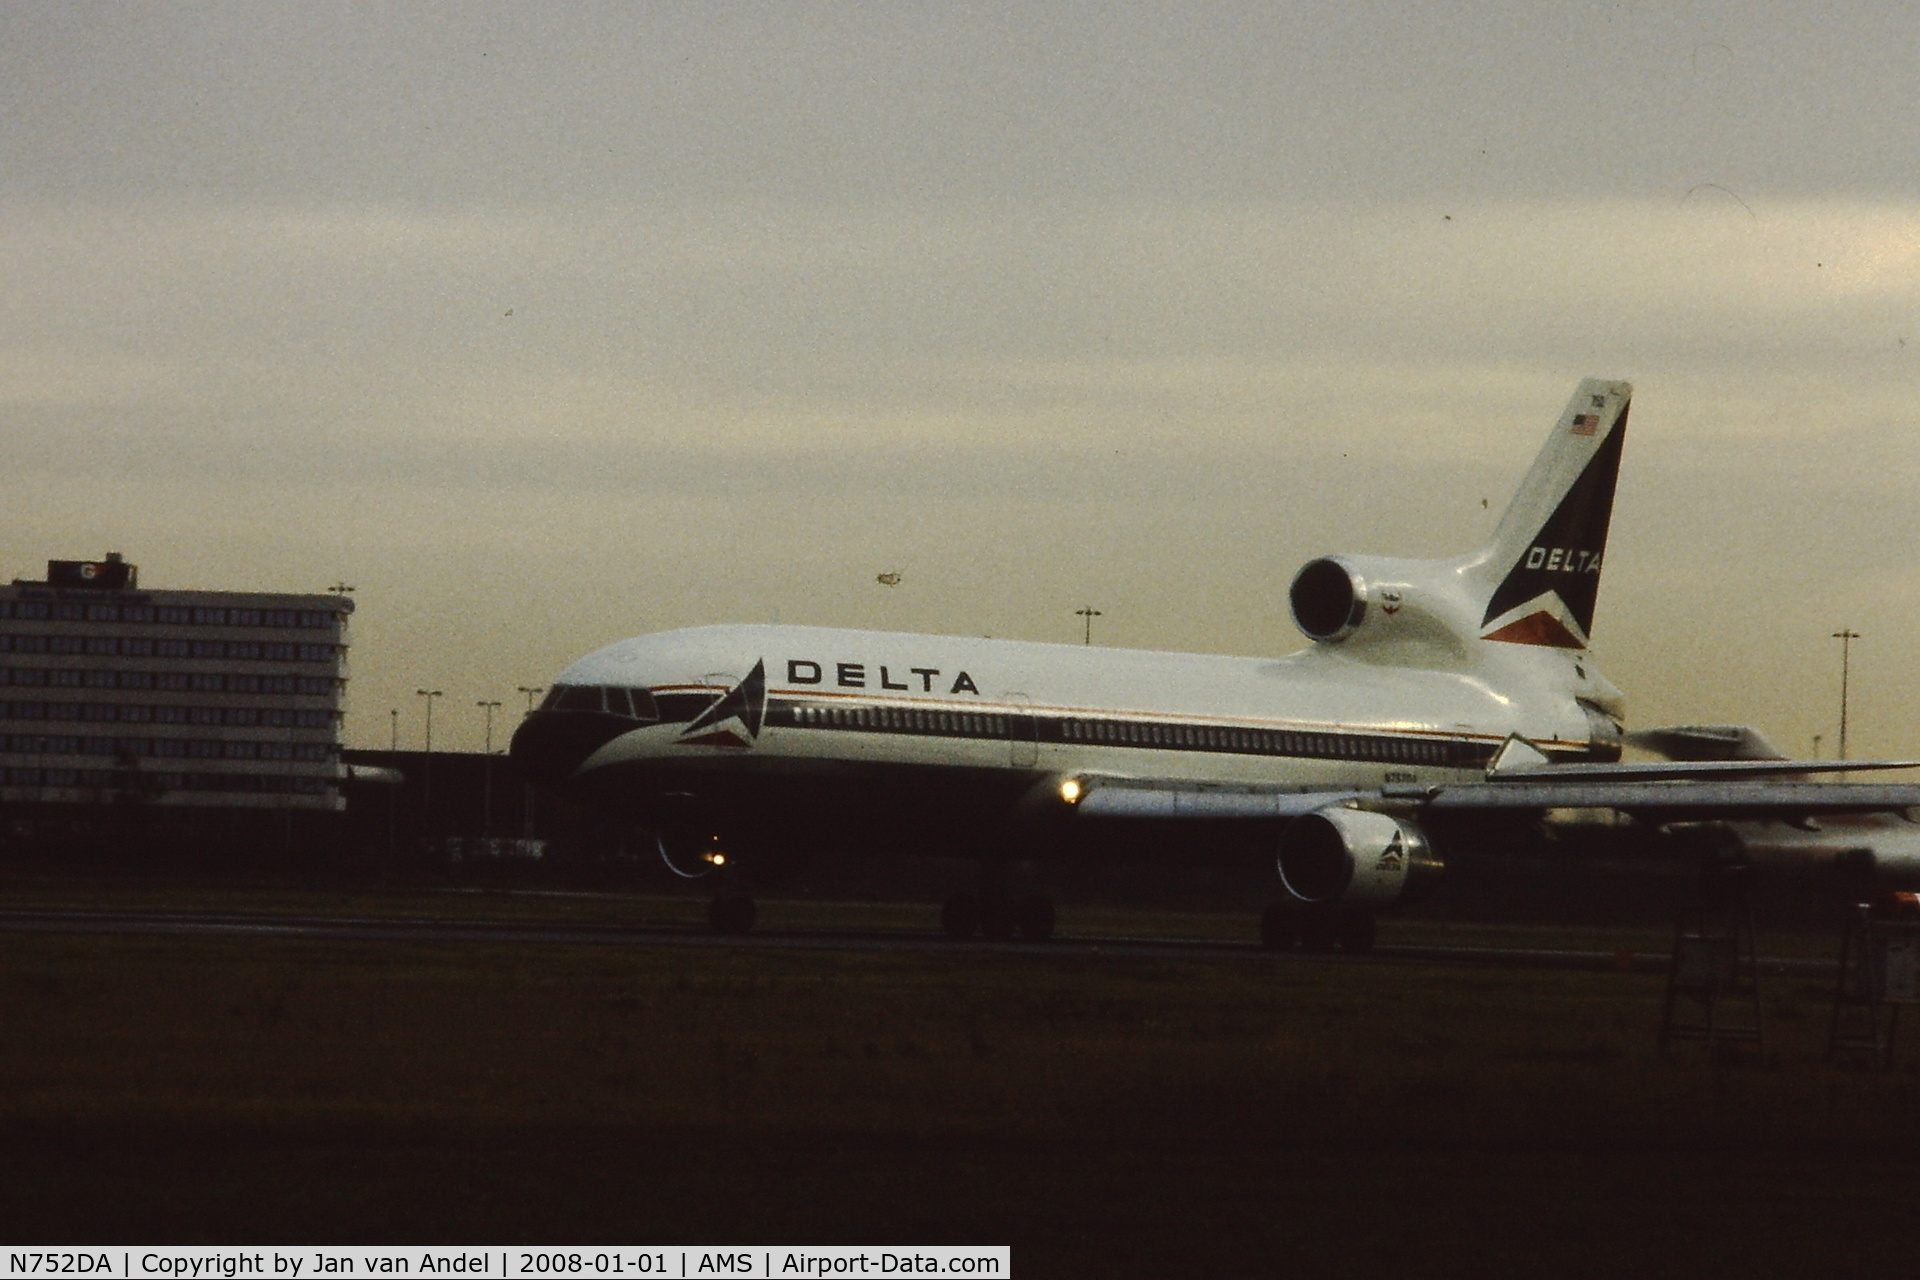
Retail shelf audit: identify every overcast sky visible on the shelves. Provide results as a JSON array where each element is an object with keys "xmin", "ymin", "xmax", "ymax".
[{"xmin": 4, "ymin": 3, "xmax": 1918, "ymax": 754}]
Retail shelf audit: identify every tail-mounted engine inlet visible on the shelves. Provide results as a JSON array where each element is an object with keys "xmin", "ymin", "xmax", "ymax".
[{"xmin": 1290, "ymin": 558, "xmax": 1368, "ymax": 642}]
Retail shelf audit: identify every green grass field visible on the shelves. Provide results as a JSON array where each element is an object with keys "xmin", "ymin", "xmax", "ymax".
[{"xmin": 4, "ymin": 887, "xmax": 1919, "ymax": 1277}]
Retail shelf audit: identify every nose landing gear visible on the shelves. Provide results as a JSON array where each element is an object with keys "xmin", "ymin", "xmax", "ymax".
[{"xmin": 708, "ymin": 892, "xmax": 757, "ymax": 935}]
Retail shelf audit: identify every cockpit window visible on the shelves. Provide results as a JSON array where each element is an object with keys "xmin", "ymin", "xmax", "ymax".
[
  {"xmin": 555, "ymin": 686, "xmax": 604, "ymax": 713},
  {"xmin": 547, "ymin": 684, "xmax": 661, "ymax": 721}
]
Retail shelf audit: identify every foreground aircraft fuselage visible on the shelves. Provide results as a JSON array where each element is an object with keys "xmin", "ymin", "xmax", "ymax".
[{"xmin": 511, "ymin": 380, "xmax": 1920, "ymax": 945}]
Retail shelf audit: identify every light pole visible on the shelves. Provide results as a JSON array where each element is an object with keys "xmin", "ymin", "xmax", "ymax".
[
  {"xmin": 416, "ymin": 689, "xmax": 442, "ymax": 837},
  {"xmin": 1832, "ymin": 629, "xmax": 1860, "ymax": 761},
  {"xmin": 478, "ymin": 700, "xmax": 502, "ymax": 840},
  {"xmin": 516, "ymin": 686, "xmax": 543, "ymax": 839},
  {"xmin": 1075, "ymin": 605, "xmax": 1102, "ymax": 646},
  {"xmin": 389, "ymin": 708, "xmax": 398, "ymax": 751}
]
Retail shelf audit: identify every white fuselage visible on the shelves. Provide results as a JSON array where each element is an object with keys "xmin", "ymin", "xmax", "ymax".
[{"xmin": 548, "ymin": 622, "xmax": 1608, "ymax": 791}]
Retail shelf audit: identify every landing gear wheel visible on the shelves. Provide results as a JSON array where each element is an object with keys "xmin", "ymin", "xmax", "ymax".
[
  {"xmin": 1013, "ymin": 895, "xmax": 1056, "ymax": 941},
  {"xmin": 941, "ymin": 894, "xmax": 981, "ymax": 939},
  {"xmin": 1336, "ymin": 911, "xmax": 1377, "ymax": 954},
  {"xmin": 1260, "ymin": 904, "xmax": 1299, "ymax": 952},
  {"xmin": 708, "ymin": 893, "xmax": 757, "ymax": 935},
  {"xmin": 1297, "ymin": 910, "xmax": 1341, "ymax": 954},
  {"xmin": 978, "ymin": 897, "xmax": 1017, "ymax": 940}
]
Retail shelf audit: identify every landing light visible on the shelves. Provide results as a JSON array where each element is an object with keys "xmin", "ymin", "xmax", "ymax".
[
  {"xmin": 705, "ymin": 851, "xmax": 727, "ymax": 867},
  {"xmin": 1059, "ymin": 778, "xmax": 1084, "ymax": 805}
]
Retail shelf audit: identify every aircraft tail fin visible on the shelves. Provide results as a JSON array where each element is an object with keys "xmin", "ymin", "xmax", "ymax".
[{"xmin": 1466, "ymin": 378, "xmax": 1630, "ymax": 650}]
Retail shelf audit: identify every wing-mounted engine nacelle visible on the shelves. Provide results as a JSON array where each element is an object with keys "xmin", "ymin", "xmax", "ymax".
[{"xmin": 1276, "ymin": 807, "xmax": 1444, "ymax": 908}]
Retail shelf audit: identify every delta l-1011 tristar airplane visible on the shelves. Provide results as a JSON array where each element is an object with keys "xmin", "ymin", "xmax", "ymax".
[{"xmin": 510, "ymin": 379, "xmax": 1920, "ymax": 949}]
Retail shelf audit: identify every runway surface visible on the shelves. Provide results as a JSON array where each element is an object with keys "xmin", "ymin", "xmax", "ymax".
[{"xmin": 0, "ymin": 906, "xmax": 1839, "ymax": 976}]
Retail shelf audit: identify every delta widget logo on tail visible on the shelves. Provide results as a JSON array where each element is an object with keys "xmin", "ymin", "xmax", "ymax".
[{"xmin": 1479, "ymin": 391, "xmax": 1627, "ymax": 650}]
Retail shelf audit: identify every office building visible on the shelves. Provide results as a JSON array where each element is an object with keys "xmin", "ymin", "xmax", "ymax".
[{"xmin": 0, "ymin": 554, "xmax": 352, "ymax": 813}]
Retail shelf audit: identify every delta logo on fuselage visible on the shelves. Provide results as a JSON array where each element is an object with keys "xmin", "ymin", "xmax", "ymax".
[
  {"xmin": 675, "ymin": 656, "xmax": 983, "ymax": 750},
  {"xmin": 782, "ymin": 659, "xmax": 980, "ymax": 696}
]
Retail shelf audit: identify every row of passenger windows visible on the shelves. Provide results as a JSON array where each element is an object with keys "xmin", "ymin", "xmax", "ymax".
[
  {"xmin": 791, "ymin": 703, "xmax": 1008, "ymax": 737},
  {"xmin": 0, "ymin": 667, "xmax": 339, "ymax": 695},
  {"xmin": 0, "ymin": 635, "xmax": 339, "ymax": 662},
  {"xmin": 1059, "ymin": 718, "xmax": 1455, "ymax": 765},
  {"xmin": 1, "ymin": 735, "xmax": 338, "ymax": 761},
  {"xmin": 0, "ymin": 601, "xmax": 340, "ymax": 628},
  {"xmin": 543, "ymin": 685, "xmax": 661, "ymax": 720},
  {"xmin": 781, "ymin": 699, "xmax": 1466, "ymax": 766},
  {"xmin": 1, "ymin": 767, "xmax": 334, "ymax": 794},
  {"xmin": 0, "ymin": 701, "xmax": 339, "ymax": 728}
]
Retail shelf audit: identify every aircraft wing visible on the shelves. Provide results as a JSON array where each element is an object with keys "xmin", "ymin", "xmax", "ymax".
[
  {"xmin": 1073, "ymin": 784, "xmax": 1372, "ymax": 820},
  {"xmin": 1422, "ymin": 779, "xmax": 1920, "ymax": 821},
  {"xmin": 1068, "ymin": 772, "xmax": 1920, "ymax": 823}
]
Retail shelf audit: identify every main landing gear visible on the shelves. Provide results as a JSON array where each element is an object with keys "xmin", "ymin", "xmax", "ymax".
[
  {"xmin": 1261, "ymin": 903, "xmax": 1376, "ymax": 954},
  {"xmin": 941, "ymin": 892, "xmax": 1056, "ymax": 941}
]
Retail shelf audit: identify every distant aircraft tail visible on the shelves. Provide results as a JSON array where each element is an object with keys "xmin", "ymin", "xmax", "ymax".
[{"xmin": 1463, "ymin": 378, "xmax": 1630, "ymax": 649}]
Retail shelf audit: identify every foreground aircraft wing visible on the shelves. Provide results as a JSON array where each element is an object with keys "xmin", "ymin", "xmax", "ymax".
[
  {"xmin": 1073, "ymin": 785, "xmax": 1377, "ymax": 820},
  {"xmin": 1423, "ymin": 779, "xmax": 1920, "ymax": 821},
  {"xmin": 1068, "ymin": 768, "xmax": 1920, "ymax": 824}
]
